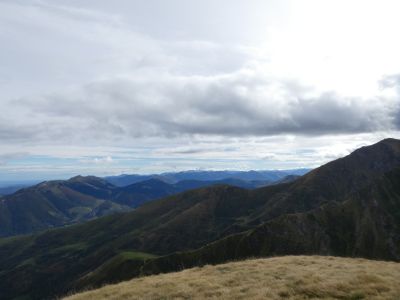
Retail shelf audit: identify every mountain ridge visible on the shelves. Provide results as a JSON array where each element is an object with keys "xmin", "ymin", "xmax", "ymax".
[
  {"xmin": 0, "ymin": 173, "xmax": 294, "ymax": 237},
  {"xmin": 105, "ymin": 169, "xmax": 310, "ymax": 186}
]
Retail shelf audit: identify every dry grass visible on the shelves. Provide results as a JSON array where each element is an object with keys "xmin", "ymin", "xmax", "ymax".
[{"xmin": 65, "ymin": 256, "xmax": 400, "ymax": 300}]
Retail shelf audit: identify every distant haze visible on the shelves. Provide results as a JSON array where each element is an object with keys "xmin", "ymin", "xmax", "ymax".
[{"xmin": 0, "ymin": 0, "xmax": 399, "ymax": 180}]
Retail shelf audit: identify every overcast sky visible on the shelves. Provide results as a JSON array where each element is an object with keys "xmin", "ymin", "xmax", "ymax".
[{"xmin": 1, "ymin": 0, "xmax": 400, "ymax": 181}]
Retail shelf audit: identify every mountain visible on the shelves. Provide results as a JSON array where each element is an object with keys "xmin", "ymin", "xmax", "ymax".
[
  {"xmin": 113, "ymin": 178, "xmax": 269, "ymax": 207},
  {"xmin": 273, "ymin": 174, "xmax": 301, "ymax": 184},
  {"xmin": 0, "ymin": 180, "xmax": 43, "ymax": 196},
  {"xmin": 160, "ymin": 169, "xmax": 310, "ymax": 182},
  {"xmin": 105, "ymin": 174, "xmax": 166, "ymax": 186},
  {"xmin": 0, "ymin": 184, "xmax": 29, "ymax": 196},
  {"xmin": 0, "ymin": 138, "xmax": 399, "ymax": 299},
  {"xmin": 0, "ymin": 176, "xmax": 271, "ymax": 237},
  {"xmin": 105, "ymin": 169, "xmax": 310, "ymax": 187},
  {"xmin": 112, "ymin": 179, "xmax": 181, "ymax": 207},
  {"xmin": 0, "ymin": 176, "xmax": 129, "ymax": 237},
  {"xmin": 64, "ymin": 176, "xmax": 117, "ymax": 199},
  {"xmin": 139, "ymin": 167, "xmax": 400, "ymax": 276},
  {"xmin": 104, "ymin": 174, "xmax": 296, "ymax": 208},
  {"xmin": 64, "ymin": 256, "xmax": 400, "ymax": 300},
  {"xmin": 0, "ymin": 180, "xmax": 42, "ymax": 196}
]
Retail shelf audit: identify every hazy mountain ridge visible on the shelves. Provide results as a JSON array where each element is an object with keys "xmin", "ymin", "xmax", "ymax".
[
  {"xmin": 0, "ymin": 139, "xmax": 399, "ymax": 299},
  {"xmin": 105, "ymin": 169, "xmax": 310, "ymax": 187}
]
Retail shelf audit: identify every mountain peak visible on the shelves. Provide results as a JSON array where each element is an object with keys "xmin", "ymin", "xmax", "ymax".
[
  {"xmin": 68, "ymin": 175, "xmax": 106, "ymax": 184},
  {"xmin": 69, "ymin": 175, "xmax": 93, "ymax": 181},
  {"xmin": 350, "ymin": 137, "xmax": 400, "ymax": 160},
  {"xmin": 379, "ymin": 137, "xmax": 400, "ymax": 144},
  {"xmin": 125, "ymin": 178, "xmax": 171, "ymax": 189},
  {"xmin": 363, "ymin": 137, "xmax": 400, "ymax": 149},
  {"xmin": 377, "ymin": 137, "xmax": 400, "ymax": 150}
]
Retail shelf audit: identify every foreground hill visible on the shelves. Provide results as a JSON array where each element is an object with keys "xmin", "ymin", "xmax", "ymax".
[
  {"xmin": 65, "ymin": 256, "xmax": 400, "ymax": 300},
  {"xmin": 0, "ymin": 138, "xmax": 399, "ymax": 299}
]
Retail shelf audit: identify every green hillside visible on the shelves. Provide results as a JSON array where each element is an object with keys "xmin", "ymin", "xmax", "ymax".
[{"xmin": 0, "ymin": 177, "xmax": 129, "ymax": 237}]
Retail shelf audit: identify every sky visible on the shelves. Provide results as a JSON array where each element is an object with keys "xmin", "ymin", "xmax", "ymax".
[{"xmin": 0, "ymin": 0, "xmax": 400, "ymax": 181}]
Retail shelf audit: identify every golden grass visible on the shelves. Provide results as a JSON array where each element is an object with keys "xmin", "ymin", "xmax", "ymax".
[{"xmin": 65, "ymin": 256, "xmax": 400, "ymax": 300}]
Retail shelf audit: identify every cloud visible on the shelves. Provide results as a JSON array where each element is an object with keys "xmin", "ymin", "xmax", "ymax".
[
  {"xmin": 1, "ymin": 0, "xmax": 399, "ymax": 148},
  {"xmin": 0, "ymin": 152, "xmax": 29, "ymax": 165},
  {"xmin": 379, "ymin": 74, "xmax": 400, "ymax": 128},
  {"xmin": 11, "ymin": 70, "xmax": 399, "ymax": 145},
  {"xmin": 79, "ymin": 156, "xmax": 114, "ymax": 164},
  {"xmin": 1, "ymin": 0, "xmax": 400, "ymax": 180}
]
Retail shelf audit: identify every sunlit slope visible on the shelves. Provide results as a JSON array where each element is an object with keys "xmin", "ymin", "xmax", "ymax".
[{"xmin": 65, "ymin": 256, "xmax": 400, "ymax": 300}]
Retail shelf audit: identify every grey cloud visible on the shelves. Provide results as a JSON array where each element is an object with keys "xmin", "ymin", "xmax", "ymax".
[
  {"xmin": 169, "ymin": 146, "xmax": 238, "ymax": 155},
  {"xmin": 11, "ymin": 71, "xmax": 399, "ymax": 145},
  {"xmin": 379, "ymin": 74, "xmax": 400, "ymax": 128},
  {"xmin": 379, "ymin": 74, "xmax": 400, "ymax": 89},
  {"xmin": 1, "ymin": 1, "xmax": 400, "ymax": 148},
  {"xmin": 170, "ymin": 149, "xmax": 212, "ymax": 155}
]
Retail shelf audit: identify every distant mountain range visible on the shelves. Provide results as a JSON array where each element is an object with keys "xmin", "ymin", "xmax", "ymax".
[
  {"xmin": 0, "ymin": 171, "xmax": 303, "ymax": 237},
  {"xmin": 105, "ymin": 169, "xmax": 310, "ymax": 187},
  {"xmin": 0, "ymin": 169, "xmax": 309, "ymax": 196},
  {"xmin": 1, "ymin": 139, "xmax": 399, "ymax": 299}
]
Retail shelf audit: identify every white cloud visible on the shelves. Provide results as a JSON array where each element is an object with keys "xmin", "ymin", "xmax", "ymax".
[
  {"xmin": 0, "ymin": 0, "xmax": 400, "ymax": 179},
  {"xmin": 80, "ymin": 156, "xmax": 113, "ymax": 164}
]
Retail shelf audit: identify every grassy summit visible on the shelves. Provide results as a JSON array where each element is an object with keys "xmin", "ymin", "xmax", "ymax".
[{"xmin": 65, "ymin": 256, "xmax": 400, "ymax": 300}]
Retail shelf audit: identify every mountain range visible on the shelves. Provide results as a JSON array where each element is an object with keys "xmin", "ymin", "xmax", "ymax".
[
  {"xmin": 105, "ymin": 169, "xmax": 309, "ymax": 187},
  {"xmin": 0, "ymin": 139, "xmax": 399, "ymax": 299},
  {"xmin": 0, "ymin": 169, "xmax": 308, "ymax": 197},
  {"xmin": 0, "ymin": 173, "xmax": 301, "ymax": 237}
]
